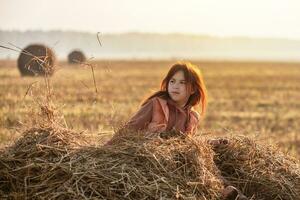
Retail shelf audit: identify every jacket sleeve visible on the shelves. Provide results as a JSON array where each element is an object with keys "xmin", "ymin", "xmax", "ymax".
[{"xmin": 124, "ymin": 99, "xmax": 153, "ymax": 131}]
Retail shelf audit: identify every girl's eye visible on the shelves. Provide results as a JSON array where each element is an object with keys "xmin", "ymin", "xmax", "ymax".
[
  {"xmin": 170, "ymin": 80, "xmax": 175, "ymax": 84},
  {"xmin": 180, "ymin": 81, "xmax": 186, "ymax": 84}
]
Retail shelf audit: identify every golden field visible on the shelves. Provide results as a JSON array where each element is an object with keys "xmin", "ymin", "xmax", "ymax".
[{"xmin": 0, "ymin": 59, "xmax": 299, "ymax": 159}]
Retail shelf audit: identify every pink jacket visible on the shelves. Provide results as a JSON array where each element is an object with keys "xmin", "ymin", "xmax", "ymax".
[{"xmin": 125, "ymin": 97, "xmax": 200, "ymax": 135}]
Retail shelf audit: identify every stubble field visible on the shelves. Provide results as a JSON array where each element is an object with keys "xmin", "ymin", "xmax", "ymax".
[{"xmin": 0, "ymin": 59, "xmax": 299, "ymax": 159}]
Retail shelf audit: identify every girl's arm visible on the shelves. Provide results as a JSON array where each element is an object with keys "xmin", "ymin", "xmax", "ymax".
[
  {"xmin": 105, "ymin": 100, "xmax": 154, "ymax": 145},
  {"xmin": 124, "ymin": 99, "xmax": 153, "ymax": 131},
  {"xmin": 186, "ymin": 110, "xmax": 200, "ymax": 136}
]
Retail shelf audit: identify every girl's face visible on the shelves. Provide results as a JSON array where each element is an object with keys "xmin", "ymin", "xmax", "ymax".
[{"xmin": 168, "ymin": 70, "xmax": 192, "ymax": 107}]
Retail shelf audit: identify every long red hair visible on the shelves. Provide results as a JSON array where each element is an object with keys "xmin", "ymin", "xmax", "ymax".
[{"xmin": 143, "ymin": 62, "xmax": 207, "ymax": 116}]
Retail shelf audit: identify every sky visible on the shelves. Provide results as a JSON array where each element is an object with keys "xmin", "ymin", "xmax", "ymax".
[{"xmin": 1, "ymin": 0, "xmax": 300, "ymax": 39}]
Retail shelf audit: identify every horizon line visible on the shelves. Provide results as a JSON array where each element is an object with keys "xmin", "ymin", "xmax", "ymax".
[{"xmin": 0, "ymin": 28, "xmax": 299, "ymax": 41}]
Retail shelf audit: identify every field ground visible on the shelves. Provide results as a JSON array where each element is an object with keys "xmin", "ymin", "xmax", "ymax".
[{"xmin": 0, "ymin": 59, "xmax": 299, "ymax": 159}]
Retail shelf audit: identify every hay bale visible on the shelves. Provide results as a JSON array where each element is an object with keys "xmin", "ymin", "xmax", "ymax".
[
  {"xmin": 17, "ymin": 44, "xmax": 55, "ymax": 76},
  {"xmin": 0, "ymin": 128, "xmax": 224, "ymax": 199},
  {"xmin": 68, "ymin": 50, "xmax": 86, "ymax": 64},
  {"xmin": 212, "ymin": 136, "xmax": 300, "ymax": 199}
]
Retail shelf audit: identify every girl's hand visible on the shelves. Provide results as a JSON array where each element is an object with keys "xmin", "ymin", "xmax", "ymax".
[
  {"xmin": 208, "ymin": 138, "xmax": 229, "ymax": 147},
  {"xmin": 145, "ymin": 131, "xmax": 160, "ymax": 138},
  {"xmin": 148, "ymin": 123, "xmax": 167, "ymax": 132},
  {"xmin": 144, "ymin": 131, "xmax": 165, "ymax": 144}
]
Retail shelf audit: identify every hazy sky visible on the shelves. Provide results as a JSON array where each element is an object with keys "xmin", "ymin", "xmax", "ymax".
[{"xmin": 1, "ymin": 0, "xmax": 300, "ymax": 39}]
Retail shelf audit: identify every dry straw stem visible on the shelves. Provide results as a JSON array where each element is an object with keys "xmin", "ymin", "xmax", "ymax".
[
  {"xmin": 0, "ymin": 43, "xmax": 55, "ymax": 99},
  {"xmin": 97, "ymin": 32, "xmax": 102, "ymax": 46},
  {"xmin": 19, "ymin": 79, "xmax": 69, "ymax": 132},
  {"xmin": 0, "ymin": 43, "xmax": 47, "ymax": 65},
  {"xmin": 1, "ymin": 124, "xmax": 300, "ymax": 200},
  {"xmin": 22, "ymin": 81, "xmax": 38, "ymax": 100},
  {"xmin": 0, "ymin": 44, "xmax": 56, "ymax": 95},
  {"xmin": 79, "ymin": 60, "xmax": 98, "ymax": 93}
]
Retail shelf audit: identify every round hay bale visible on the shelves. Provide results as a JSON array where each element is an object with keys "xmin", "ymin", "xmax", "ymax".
[
  {"xmin": 17, "ymin": 44, "xmax": 55, "ymax": 76},
  {"xmin": 67, "ymin": 50, "xmax": 86, "ymax": 64}
]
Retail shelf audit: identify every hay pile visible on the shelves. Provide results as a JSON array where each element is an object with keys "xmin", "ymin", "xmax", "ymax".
[
  {"xmin": 0, "ymin": 128, "xmax": 224, "ymax": 199},
  {"xmin": 213, "ymin": 136, "xmax": 300, "ymax": 199},
  {"xmin": 68, "ymin": 50, "xmax": 86, "ymax": 64},
  {"xmin": 17, "ymin": 44, "xmax": 55, "ymax": 76},
  {"xmin": 0, "ymin": 127, "xmax": 300, "ymax": 200},
  {"xmin": 0, "ymin": 126, "xmax": 88, "ymax": 199}
]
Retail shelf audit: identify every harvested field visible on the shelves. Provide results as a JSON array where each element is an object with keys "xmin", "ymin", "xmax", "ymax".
[{"xmin": 0, "ymin": 59, "xmax": 299, "ymax": 159}]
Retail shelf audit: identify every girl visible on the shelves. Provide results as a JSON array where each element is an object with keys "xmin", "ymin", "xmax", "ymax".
[
  {"xmin": 106, "ymin": 61, "xmax": 248, "ymax": 200},
  {"xmin": 122, "ymin": 61, "xmax": 207, "ymax": 136}
]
